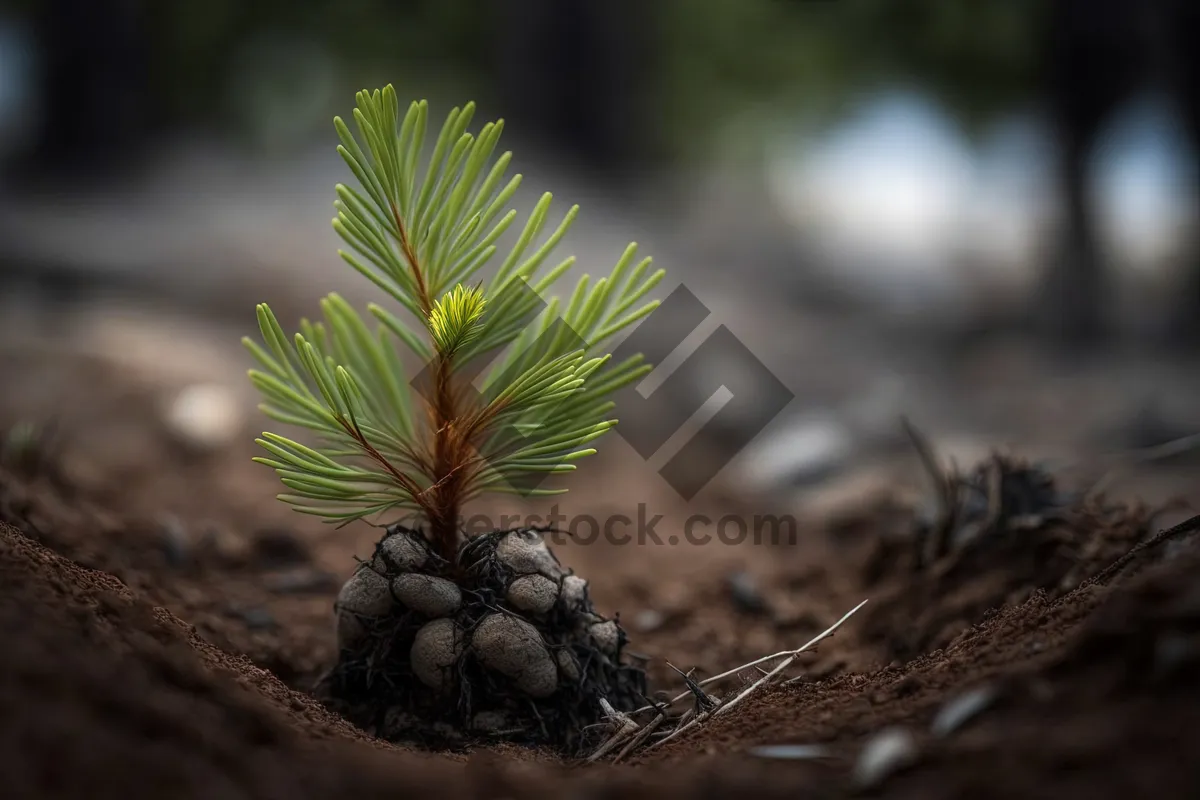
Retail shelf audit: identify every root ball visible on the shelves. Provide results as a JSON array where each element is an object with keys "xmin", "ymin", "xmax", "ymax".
[{"xmin": 319, "ymin": 524, "xmax": 647, "ymax": 755}]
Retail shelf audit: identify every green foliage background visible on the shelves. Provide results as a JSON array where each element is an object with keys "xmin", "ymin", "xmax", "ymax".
[{"xmin": 17, "ymin": 0, "xmax": 1048, "ymax": 159}]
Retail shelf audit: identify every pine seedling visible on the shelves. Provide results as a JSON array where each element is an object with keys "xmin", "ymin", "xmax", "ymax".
[{"xmin": 243, "ymin": 86, "xmax": 664, "ymax": 565}]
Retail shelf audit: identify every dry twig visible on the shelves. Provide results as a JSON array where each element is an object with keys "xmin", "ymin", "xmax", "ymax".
[
  {"xmin": 586, "ymin": 698, "xmax": 641, "ymax": 762},
  {"xmin": 1084, "ymin": 431, "xmax": 1200, "ymax": 499},
  {"xmin": 901, "ymin": 416, "xmax": 956, "ymax": 565},
  {"xmin": 1084, "ymin": 513, "xmax": 1200, "ymax": 587},
  {"xmin": 643, "ymin": 598, "xmax": 869, "ymax": 753}
]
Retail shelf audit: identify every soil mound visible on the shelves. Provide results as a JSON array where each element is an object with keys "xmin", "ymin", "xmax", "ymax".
[{"xmin": 0, "ymin": 521, "xmax": 461, "ymax": 800}]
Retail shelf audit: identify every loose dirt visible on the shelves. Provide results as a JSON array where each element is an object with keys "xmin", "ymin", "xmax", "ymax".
[{"xmin": 3, "ymin": 327, "xmax": 1200, "ymax": 798}]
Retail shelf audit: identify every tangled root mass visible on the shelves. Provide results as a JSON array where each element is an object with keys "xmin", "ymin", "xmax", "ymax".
[{"xmin": 316, "ymin": 525, "xmax": 647, "ymax": 755}]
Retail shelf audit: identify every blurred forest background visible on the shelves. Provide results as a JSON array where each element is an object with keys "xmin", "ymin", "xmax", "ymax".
[
  {"xmin": 2, "ymin": 0, "xmax": 1200, "ymax": 510},
  {"xmin": 2, "ymin": 0, "xmax": 1196, "ymax": 324}
]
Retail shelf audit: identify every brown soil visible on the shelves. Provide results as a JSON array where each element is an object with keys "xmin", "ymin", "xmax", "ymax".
[{"xmin": 3, "ymin": 337, "xmax": 1200, "ymax": 798}]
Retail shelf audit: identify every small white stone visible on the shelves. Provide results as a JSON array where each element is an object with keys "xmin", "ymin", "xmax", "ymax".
[
  {"xmin": 854, "ymin": 727, "xmax": 919, "ymax": 789},
  {"xmin": 392, "ymin": 573, "xmax": 462, "ymax": 617},
  {"xmin": 410, "ymin": 618, "xmax": 464, "ymax": 691},
  {"xmin": 375, "ymin": 530, "xmax": 429, "ymax": 573},
  {"xmin": 733, "ymin": 413, "xmax": 854, "ymax": 493},
  {"xmin": 931, "ymin": 685, "xmax": 997, "ymax": 737},
  {"xmin": 559, "ymin": 574, "xmax": 589, "ymax": 610},
  {"xmin": 588, "ymin": 620, "xmax": 621, "ymax": 655},
  {"xmin": 633, "ymin": 609, "xmax": 665, "ymax": 632},
  {"xmin": 749, "ymin": 744, "xmax": 832, "ymax": 761},
  {"xmin": 165, "ymin": 382, "xmax": 242, "ymax": 450},
  {"xmin": 506, "ymin": 574, "xmax": 559, "ymax": 615},
  {"xmin": 471, "ymin": 613, "xmax": 559, "ymax": 698},
  {"xmin": 496, "ymin": 530, "xmax": 562, "ymax": 578}
]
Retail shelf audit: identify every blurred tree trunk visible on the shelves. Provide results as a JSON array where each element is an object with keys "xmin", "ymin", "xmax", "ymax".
[
  {"xmin": 490, "ymin": 0, "xmax": 659, "ymax": 187},
  {"xmin": 1040, "ymin": 0, "xmax": 1144, "ymax": 345},
  {"xmin": 1040, "ymin": 0, "xmax": 1200, "ymax": 347},
  {"xmin": 1161, "ymin": 0, "xmax": 1200, "ymax": 340},
  {"xmin": 27, "ymin": 0, "xmax": 154, "ymax": 181}
]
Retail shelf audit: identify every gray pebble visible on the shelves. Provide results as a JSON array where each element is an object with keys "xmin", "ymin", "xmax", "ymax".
[
  {"xmin": 333, "ymin": 566, "xmax": 394, "ymax": 651},
  {"xmin": 471, "ymin": 613, "xmax": 559, "ymax": 698},
  {"xmin": 392, "ymin": 573, "xmax": 462, "ymax": 617},
  {"xmin": 727, "ymin": 570, "xmax": 768, "ymax": 614},
  {"xmin": 633, "ymin": 609, "xmax": 665, "ymax": 632},
  {"xmin": 506, "ymin": 574, "xmax": 559, "ymax": 614},
  {"xmin": 559, "ymin": 574, "xmax": 589, "ymax": 610},
  {"xmin": 336, "ymin": 566, "xmax": 394, "ymax": 616},
  {"xmin": 410, "ymin": 618, "xmax": 464, "ymax": 692},
  {"xmin": 748, "ymin": 744, "xmax": 832, "ymax": 760},
  {"xmin": 556, "ymin": 649, "xmax": 581, "ymax": 683},
  {"xmin": 931, "ymin": 685, "xmax": 997, "ymax": 737},
  {"xmin": 159, "ymin": 515, "xmax": 192, "ymax": 567},
  {"xmin": 496, "ymin": 530, "xmax": 562, "ymax": 578},
  {"xmin": 854, "ymin": 727, "xmax": 919, "ymax": 789},
  {"xmin": 376, "ymin": 530, "xmax": 429, "ymax": 573},
  {"xmin": 588, "ymin": 620, "xmax": 621, "ymax": 655}
]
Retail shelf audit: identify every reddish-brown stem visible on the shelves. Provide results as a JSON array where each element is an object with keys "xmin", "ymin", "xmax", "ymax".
[
  {"xmin": 393, "ymin": 205, "xmax": 431, "ymax": 316},
  {"xmin": 387, "ymin": 202, "xmax": 466, "ymax": 563},
  {"xmin": 426, "ymin": 353, "xmax": 462, "ymax": 564},
  {"xmin": 338, "ymin": 417, "xmax": 427, "ymax": 503}
]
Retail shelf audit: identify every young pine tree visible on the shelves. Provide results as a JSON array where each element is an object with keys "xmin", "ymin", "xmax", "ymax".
[{"xmin": 243, "ymin": 86, "xmax": 664, "ymax": 566}]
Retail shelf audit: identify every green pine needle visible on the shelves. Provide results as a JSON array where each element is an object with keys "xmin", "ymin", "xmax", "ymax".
[{"xmin": 245, "ymin": 84, "xmax": 666, "ymax": 532}]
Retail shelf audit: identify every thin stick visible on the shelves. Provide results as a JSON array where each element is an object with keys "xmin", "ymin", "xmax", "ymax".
[
  {"xmin": 586, "ymin": 699, "xmax": 640, "ymax": 763},
  {"xmin": 645, "ymin": 598, "xmax": 869, "ymax": 752},
  {"xmin": 901, "ymin": 416, "xmax": 956, "ymax": 564},
  {"xmin": 1084, "ymin": 513, "xmax": 1200, "ymax": 587},
  {"xmin": 1086, "ymin": 431, "xmax": 1200, "ymax": 498},
  {"xmin": 613, "ymin": 713, "xmax": 668, "ymax": 763},
  {"xmin": 714, "ymin": 598, "xmax": 869, "ymax": 715},
  {"xmin": 902, "ymin": 416, "xmax": 950, "ymax": 518},
  {"xmin": 983, "ymin": 456, "xmax": 1003, "ymax": 531},
  {"xmin": 625, "ymin": 648, "xmax": 818, "ymax": 719}
]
